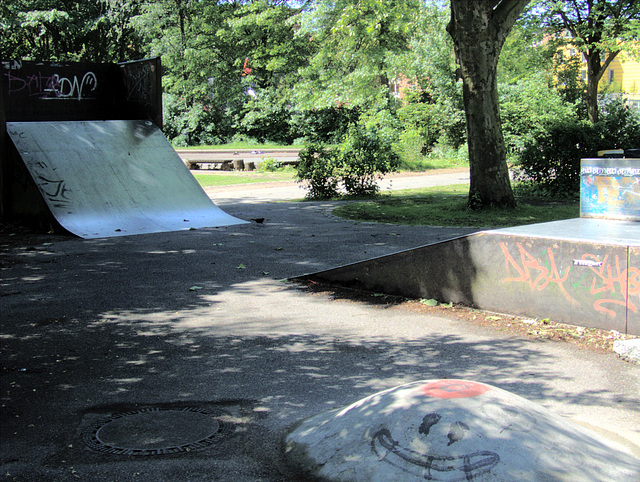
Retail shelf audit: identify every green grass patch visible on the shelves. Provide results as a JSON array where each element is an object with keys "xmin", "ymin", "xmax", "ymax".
[
  {"xmin": 333, "ymin": 184, "xmax": 579, "ymax": 228},
  {"xmin": 178, "ymin": 142, "xmax": 303, "ymax": 150},
  {"xmin": 193, "ymin": 171, "xmax": 295, "ymax": 187},
  {"xmin": 399, "ymin": 157, "xmax": 469, "ymax": 171}
]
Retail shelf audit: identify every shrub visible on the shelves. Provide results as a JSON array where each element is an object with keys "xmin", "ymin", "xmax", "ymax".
[
  {"xmin": 291, "ymin": 106, "xmax": 360, "ymax": 144},
  {"xmin": 257, "ymin": 157, "xmax": 284, "ymax": 172},
  {"xmin": 236, "ymin": 91, "xmax": 295, "ymax": 144},
  {"xmin": 513, "ymin": 100, "xmax": 640, "ymax": 196},
  {"xmin": 395, "ymin": 92, "xmax": 466, "ymax": 152},
  {"xmin": 295, "ymin": 144, "xmax": 340, "ymax": 199},
  {"xmin": 499, "ymin": 73, "xmax": 577, "ymax": 157},
  {"xmin": 596, "ymin": 98, "xmax": 640, "ymax": 148},
  {"xmin": 513, "ymin": 119, "xmax": 598, "ymax": 196},
  {"xmin": 396, "ymin": 128, "xmax": 425, "ymax": 168},
  {"xmin": 295, "ymin": 123, "xmax": 400, "ymax": 199},
  {"xmin": 337, "ymin": 124, "xmax": 400, "ymax": 196}
]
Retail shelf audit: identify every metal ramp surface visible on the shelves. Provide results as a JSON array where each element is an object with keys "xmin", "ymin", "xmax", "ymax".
[{"xmin": 6, "ymin": 120, "xmax": 247, "ymax": 238}]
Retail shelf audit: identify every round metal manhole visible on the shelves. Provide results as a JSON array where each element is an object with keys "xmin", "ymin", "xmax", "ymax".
[{"xmin": 82, "ymin": 407, "xmax": 233, "ymax": 456}]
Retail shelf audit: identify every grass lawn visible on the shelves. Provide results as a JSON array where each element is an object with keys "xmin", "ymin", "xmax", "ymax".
[
  {"xmin": 192, "ymin": 171, "xmax": 296, "ymax": 187},
  {"xmin": 178, "ymin": 142, "xmax": 304, "ymax": 150},
  {"xmin": 192, "ymin": 168, "xmax": 578, "ymax": 228},
  {"xmin": 333, "ymin": 184, "xmax": 579, "ymax": 228}
]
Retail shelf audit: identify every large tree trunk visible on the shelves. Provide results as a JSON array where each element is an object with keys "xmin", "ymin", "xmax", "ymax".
[
  {"xmin": 585, "ymin": 47, "xmax": 604, "ymax": 124},
  {"xmin": 585, "ymin": 49, "xmax": 617, "ymax": 124},
  {"xmin": 448, "ymin": 0, "xmax": 529, "ymax": 209}
]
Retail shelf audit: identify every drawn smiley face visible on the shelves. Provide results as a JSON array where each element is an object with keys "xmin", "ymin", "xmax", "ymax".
[
  {"xmin": 371, "ymin": 413, "xmax": 500, "ymax": 481},
  {"xmin": 370, "ymin": 381, "xmax": 499, "ymax": 480}
]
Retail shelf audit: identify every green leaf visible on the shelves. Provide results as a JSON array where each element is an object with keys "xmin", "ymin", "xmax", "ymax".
[{"xmin": 419, "ymin": 298, "xmax": 438, "ymax": 306}]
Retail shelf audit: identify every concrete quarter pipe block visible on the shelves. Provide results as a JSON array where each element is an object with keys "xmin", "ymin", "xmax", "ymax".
[
  {"xmin": 285, "ymin": 379, "xmax": 640, "ymax": 481},
  {"xmin": 6, "ymin": 120, "xmax": 247, "ymax": 238}
]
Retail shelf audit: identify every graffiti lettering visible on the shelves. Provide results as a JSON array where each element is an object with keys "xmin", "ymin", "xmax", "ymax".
[
  {"xmin": 2, "ymin": 60, "xmax": 23, "ymax": 70},
  {"xmin": 586, "ymin": 254, "xmax": 640, "ymax": 316},
  {"xmin": 500, "ymin": 242, "xmax": 640, "ymax": 319},
  {"xmin": 5, "ymin": 70, "xmax": 98, "ymax": 100},
  {"xmin": 121, "ymin": 63, "xmax": 153, "ymax": 105},
  {"xmin": 500, "ymin": 242, "xmax": 576, "ymax": 303},
  {"xmin": 36, "ymin": 175, "xmax": 71, "ymax": 207},
  {"xmin": 8, "ymin": 129, "xmax": 72, "ymax": 208}
]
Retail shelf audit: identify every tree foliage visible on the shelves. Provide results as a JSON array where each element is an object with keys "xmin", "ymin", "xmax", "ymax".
[
  {"xmin": 3, "ymin": 0, "xmax": 640, "ymax": 201},
  {"xmin": 533, "ymin": 0, "xmax": 640, "ymax": 123},
  {"xmin": 295, "ymin": 0, "xmax": 421, "ymax": 110},
  {"xmin": 0, "ymin": 0, "xmax": 143, "ymax": 61},
  {"xmin": 514, "ymin": 99, "xmax": 640, "ymax": 195}
]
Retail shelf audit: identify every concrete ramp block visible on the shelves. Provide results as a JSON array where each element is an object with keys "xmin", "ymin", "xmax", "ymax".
[{"xmin": 285, "ymin": 379, "xmax": 640, "ymax": 481}]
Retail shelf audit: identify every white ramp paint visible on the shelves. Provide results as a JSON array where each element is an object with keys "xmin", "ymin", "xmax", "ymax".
[{"xmin": 7, "ymin": 120, "xmax": 247, "ymax": 238}]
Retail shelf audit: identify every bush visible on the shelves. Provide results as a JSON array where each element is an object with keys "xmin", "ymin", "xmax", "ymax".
[
  {"xmin": 337, "ymin": 124, "xmax": 400, "ymax": 196},
  {"xmin": 513, "ymin": 119, "xmax": 596, "ymax": 196},
  {"xmin": 163, "ymin": 93, "xmax": 234, "ymax": 147},
  {"xmin": 499, "ymin": 73, "xmax": 577, "ymax": 157},
  {"xmin": 256, "ymin": 157, "xmax": 284, "ymax": 172},
  {"xmin": 295, "ymin": 123, "xmax": 400, "ymax": 199},
  {"xmin": 295, "ymin": 144, "xmax": 340, "ymax": 199},
  {"xmin": 395, "ymin": 91, "xmax": 466, "ymax": 153},
  {"xmin": 513, "ymin": 100, "xmax": 640, "ymax": 196},
  {"xmin": 396, "ymin": 128, "xmax": 425, "ymax": 167},
  {"xmin": 291, "ymin": 106, "xmax": 360, "ymax": 144},
  {"xmin": 597, "ymin": 99, "xmax": 640, "ymax": 148},
  {"xmin": 236, "ymin": 90, "xmax": 295, "ymax": 144}
]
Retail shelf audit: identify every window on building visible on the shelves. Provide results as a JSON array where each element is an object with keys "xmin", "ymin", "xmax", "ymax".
[{"xmin": 608, "ymin": 69, "xmax": 615, "ymax": 83}]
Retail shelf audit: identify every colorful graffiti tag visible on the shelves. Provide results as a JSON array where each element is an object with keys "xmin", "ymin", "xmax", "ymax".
[
  {"xmin": 500, "ymin": 242, "xmax": 640, "ymax": 318},
  {"xmin": 581, "ymin": 161, "xmax": 640, "ymax": 220}
]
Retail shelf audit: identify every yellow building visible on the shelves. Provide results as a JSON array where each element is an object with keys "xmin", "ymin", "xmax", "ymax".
[
  {"xmin": 559, "ymin": 40, "xmax": 640, "ymax": 109},
  {"xmin": 580, "ymin": 48, "xmax": 640, "ymax": 108}
]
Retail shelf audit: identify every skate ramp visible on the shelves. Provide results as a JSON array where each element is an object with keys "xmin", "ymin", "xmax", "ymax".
[
  {"xmin": 298, "ymin": 218, "xmax": 640, "ymax": 335},
  {"xmin": 6, "ymin": 120, "xmax": 247, "ymax": 238}
]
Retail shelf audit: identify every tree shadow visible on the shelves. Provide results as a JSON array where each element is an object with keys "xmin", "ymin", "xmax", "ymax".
[{"xmin": 1, "ymin": 204, "xmax": 638, "ymax": 479}]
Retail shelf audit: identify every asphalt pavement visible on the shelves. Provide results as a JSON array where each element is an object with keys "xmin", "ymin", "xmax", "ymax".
[{"xmin": 1, "ymin": 171, "xmax": 639, "ymax": 481}]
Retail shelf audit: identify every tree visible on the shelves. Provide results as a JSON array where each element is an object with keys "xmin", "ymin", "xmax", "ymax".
[
  {"xmin": 538, "ymin": 0, "xmax": 640, "ymax": 123},
  {"xmin": 0, "ymin": 0, "xmax": 143, "ymax": 62},
  {"xmin": 447, "ymin": 0, "xmax": 530, "ymax": 209},
  {"xmin": 296, "ymin": 0, "xmax": 421, "ymax": 110},
  {"xmin": 220, "ymin": 0, "xmax": 315, "ymax": 143}
]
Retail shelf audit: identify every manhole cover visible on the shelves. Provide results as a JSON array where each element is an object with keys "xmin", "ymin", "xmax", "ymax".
[{"xmin": 82, "ymin": 407, "xmax": 233, "ymax": 456}]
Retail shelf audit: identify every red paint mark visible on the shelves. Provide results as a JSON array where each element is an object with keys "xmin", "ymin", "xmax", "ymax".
[
  {"xmin": 242, "ymin": 58, "xmax": 252, "ymax": 76},
  {"xmin": 421, "ymin": 380, "xmax": 490, "ymax": 399}
]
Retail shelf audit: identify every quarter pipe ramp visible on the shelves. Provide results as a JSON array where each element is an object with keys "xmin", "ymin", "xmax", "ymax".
[{"xmin": 6, "ymin": 120, "xmax": 247, "ymax": 238}]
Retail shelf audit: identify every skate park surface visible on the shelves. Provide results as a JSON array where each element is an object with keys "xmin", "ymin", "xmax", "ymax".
[{"xmin": 2, "ymin": 171, "xmax": 640, "ymax": 480}]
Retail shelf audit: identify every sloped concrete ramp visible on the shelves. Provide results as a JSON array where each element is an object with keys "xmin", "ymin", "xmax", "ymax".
[
  {"xmin": 298, "ymin": 219, "xmax": 640, "ymax": 335},
  {"xmin": 6, "ymin": 120, "xmax": 247, "ymax": 238}
]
